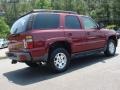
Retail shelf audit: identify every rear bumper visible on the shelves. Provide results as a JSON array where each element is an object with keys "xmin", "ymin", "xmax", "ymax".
[
  {"xmin": 6, "ymin": 52, "xmax": 31, "ymax": 62},
  {"xmin": 6, "ymin": 51, "xmax": 48, "ymax": 62}
]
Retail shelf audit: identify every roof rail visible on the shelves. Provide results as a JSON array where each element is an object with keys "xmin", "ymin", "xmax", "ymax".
[
  {"xmin": 18, "ymin": 9, "xmax": 77, "ymax": 19},
  {"xmin": 31, "ymin": 9, "xmax": 77, "ymax": 14}
]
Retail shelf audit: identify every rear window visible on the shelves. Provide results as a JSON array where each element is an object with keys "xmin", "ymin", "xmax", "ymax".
[
  {"xmin": 11, "ymin": 14, "xmax": 30, "ymax": 34},
  {"xmin": 32, "ymin": 14, "xmax": 60, "ymax": 29}
]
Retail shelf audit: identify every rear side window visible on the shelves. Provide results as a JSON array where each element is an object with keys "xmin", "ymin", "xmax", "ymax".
[
  {"xmin": 32, "ymin": 14, "xmax": 60, "ymax": 29},
  {"xmin": 65, "ymin": 15, "xmax": 81, "ymax": 29},
  {"xmin": 11, "ymin": 14, "xmax": 30, "ymax": 34}
]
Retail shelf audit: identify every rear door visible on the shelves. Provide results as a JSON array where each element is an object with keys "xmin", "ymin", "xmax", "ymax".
[
  {"xmin": 64, "ymin": 15, "xmax": 86, "ymax": 53},
  {"xmin": 81, "ymin": 16, "xmax": 106, "ymax": 50}
]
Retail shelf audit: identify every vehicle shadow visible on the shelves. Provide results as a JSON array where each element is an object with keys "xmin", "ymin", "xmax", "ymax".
[{"xmin": 3, "ymin": 53, "xmax": 119, "ymax": 86}]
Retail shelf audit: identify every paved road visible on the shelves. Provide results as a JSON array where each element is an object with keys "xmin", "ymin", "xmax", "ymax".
[
  {"xmin": 0, "ymin": 48, "xmax": 8, "ymax": 58},
  {"xmin": 0, "ymin": 43, "xmax": 120, "ymax": 90}
]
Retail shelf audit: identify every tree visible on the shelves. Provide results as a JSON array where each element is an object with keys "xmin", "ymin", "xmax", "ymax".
[
  {"xmin": 0, "ymin": 17, "xmax": 10, "ymax": 38},
  {"xmin": 34, "ymin": 0, "xmax": 51, "ymax": 9},
  {"xmin": 0, "ymin": 0, "xmax": 120, "ymax": 27}
]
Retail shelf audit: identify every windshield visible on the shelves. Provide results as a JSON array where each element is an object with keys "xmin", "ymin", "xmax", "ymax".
[{"xmin": 11, "ymin": 14, "xmax": 30, "ymax": 34}]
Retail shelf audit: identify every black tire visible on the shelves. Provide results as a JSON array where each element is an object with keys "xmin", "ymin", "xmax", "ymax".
[
  {"xmin": 25, "ymin": 62, "xmax": 40, "ymax": 68},
  {"xmin": 104, "ymin": 39, "xmax": 116, "ymax": 56},
  {"xmin": 48, "ymin": 48, "xmax": 70, "ymax": 73}
]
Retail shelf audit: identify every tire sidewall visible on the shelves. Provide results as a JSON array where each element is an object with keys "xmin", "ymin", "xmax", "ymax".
[
  {"xmin": 105, "ymin": 39, "xmax": 116, "ymax": 56},
  {"xmin": 48, "ymin": 48, "xmax": 70, "ymax": 72}
]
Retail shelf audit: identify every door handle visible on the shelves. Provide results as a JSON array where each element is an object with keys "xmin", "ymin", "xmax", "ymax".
[
  {"xmin": 68, "ymin": 33, "xmax": 72, "ymax": 36},
  {"xmin": 87, "ymin": 32, "xmax": 90, "ymax": 35}
]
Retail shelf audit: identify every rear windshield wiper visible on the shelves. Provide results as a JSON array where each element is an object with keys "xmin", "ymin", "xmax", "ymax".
[{"xmin": 11, "ymin": 33, "xmax": 20, "ymax": 37}]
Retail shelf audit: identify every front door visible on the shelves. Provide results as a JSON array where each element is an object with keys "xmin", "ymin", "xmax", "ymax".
[{"xmin": 81, "ymin": 16, "xmax": 106, "ymax": 51}]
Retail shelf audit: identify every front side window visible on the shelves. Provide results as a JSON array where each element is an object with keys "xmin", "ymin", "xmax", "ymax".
[
  {"xmin": 82, "ymin": 16, "xmax": 97, "ymax": 29},
  {"xmin": 65, "ymin": 15, "xmax": 81, "ymax": 29},
  {"xmin": 32, "ymin": 14, "xmax": 60, "ymax": 29},
  {"xmin": 11, "ymin": 14, "xmax": 30, "ymax": 34}
]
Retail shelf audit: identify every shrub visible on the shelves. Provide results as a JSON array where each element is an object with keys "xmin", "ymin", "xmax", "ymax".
[
  {"xmin": 105, "ymin": 25, "xmax": 117, "ymax": 30},
  {"xmin": 0, "ymin": 17, "xmax": 10, "ymax": 38}
]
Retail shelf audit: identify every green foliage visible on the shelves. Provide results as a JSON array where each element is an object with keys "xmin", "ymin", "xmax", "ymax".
[
  {"xmin": 0, "ymin": 17, "xmax": 10, "ymax": 38},
  {"xmin": 34, "ymin": 0, "xmax": 51, "ymax": 9},
  {"xmin": 106, "ymin": 25, "xmax": 117, "ymax": 30},
  {"xmin": 0, "ymin": 0, "xmax": 120, "ymax": 33},
  {"xmin": 1, "ymin": 0, "xmax": 120, "ymax": 24}
]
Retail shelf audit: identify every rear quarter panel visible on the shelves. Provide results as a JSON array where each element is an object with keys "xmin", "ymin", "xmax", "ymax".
[{"xmin": 28, "ymin": 29, "xmax": 65, "ymax": 58}]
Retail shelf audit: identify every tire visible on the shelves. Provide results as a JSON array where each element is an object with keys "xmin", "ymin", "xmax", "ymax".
[
  {"xmin": 104, "ymin": 39, "xmax": 116, "ymax": 56},
  {"xmin": 48, "ymin": 48, "xmax": 70, "ymax": 73},
  {"xmin": 25, "ymin": 62, "xmax": 40, "ymax": 68}
]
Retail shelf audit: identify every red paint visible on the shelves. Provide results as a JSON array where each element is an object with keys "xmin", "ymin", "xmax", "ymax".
[{"xmin": 7, "ymin": 12, "xmax": 117, "ymax": 61}]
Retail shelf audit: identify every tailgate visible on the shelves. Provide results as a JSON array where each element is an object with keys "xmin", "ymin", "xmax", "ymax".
[{"xmin": 8, "ymin": 33, "xmax": 26, "ymax": 52}]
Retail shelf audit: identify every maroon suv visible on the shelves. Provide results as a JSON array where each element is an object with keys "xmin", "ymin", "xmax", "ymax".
[{"xmin": 6, "ymin": 10, "xmax": 118, "ymax": 72}]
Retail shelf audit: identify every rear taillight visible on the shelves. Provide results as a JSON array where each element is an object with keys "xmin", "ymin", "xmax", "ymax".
[{"xmin": 23, "ymin": 35, "xmax": 33, "ymax": 49}]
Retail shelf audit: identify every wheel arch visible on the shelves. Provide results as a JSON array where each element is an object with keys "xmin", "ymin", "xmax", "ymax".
[
  {"xmin": 48, "ymin": 41, "xmax": 72, "ymax": 56},
  {"xmin": 108, "ymin": 35, "xmax": 118, "ymax": 46}
]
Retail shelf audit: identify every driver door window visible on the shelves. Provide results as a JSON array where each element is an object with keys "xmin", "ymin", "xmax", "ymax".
[
  {"xmin": 82, "ymin": 17, "xmax": 97, "ymax": 29},
  {"xmin": 81, "ymin": 16, "xmax": 104, "ymax": 50}
]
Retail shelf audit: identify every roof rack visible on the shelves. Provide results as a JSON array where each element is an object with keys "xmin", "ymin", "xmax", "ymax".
[
  {"xmin": 18, "ymin": 9, "xmax": 77, "ymax": 19},
  {"xmin": 31, "ymin": 9, "xmax": 78, "ymax": 14}
]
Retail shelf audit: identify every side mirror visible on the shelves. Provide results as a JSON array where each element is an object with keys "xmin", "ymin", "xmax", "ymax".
[{"xmin": 98, "ymin": 23, "xmax": 105, "ymax": 29}]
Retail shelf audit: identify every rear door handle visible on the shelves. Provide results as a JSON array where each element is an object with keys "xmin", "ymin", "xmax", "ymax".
[
  {"xmin": 68, "ymin": 33, "xmax": 72, "ymax": 37},
  {"xmin": 87, "ymin": 32, "xmax": 90, "ymax": 35}
]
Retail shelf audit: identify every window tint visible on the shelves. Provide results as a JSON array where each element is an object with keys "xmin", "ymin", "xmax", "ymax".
[
  {"xmin": 11, "ymin": 14, "xmax": 30, "ymax": 34},
  {"xmin": 33, "ymin": 14, "xmax": 60, "ymax": 29},
  {"xmin": 65, "ymin": 15, "xmax": 80, "ymax": 29},
  {"xmin": 82, "ymin": 17, "xmax": 97, "ymax": 29}
]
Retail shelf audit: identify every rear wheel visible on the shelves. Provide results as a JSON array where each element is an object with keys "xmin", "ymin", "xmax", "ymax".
[
  {"xmin": 104, "ymin": 39, "xmax": 116, "ymax": 56},
  {"xmin": 48, "ymin": 48, "xmax": 70, "ymax": 73}
]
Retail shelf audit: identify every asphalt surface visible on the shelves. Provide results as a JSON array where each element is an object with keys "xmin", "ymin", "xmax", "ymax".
[
  {"xmin": 0, "ymin": 48, "xmax": 8, "ymax": 59},
  {"xmin": 0, "ymin": 42, "xmax": 120, "ymax": 90}
]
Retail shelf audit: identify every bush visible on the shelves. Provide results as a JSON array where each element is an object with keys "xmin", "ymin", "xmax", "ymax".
[
  {"xmin": 0, "ymin": 17, "xmax": 10, "ymax": 38},
  {"xmin": 105, "ymin": 25, "xmax": 117, "ymax": 30}
]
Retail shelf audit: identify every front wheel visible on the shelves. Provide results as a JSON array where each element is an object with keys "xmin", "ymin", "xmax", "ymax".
[
  {"xmin": 104, "ymin": 39, "xmax": 116, "ymax": 56},
  {"xmin": 48, "ymin": 48, "xmax": 70, "ymax": 73}
]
